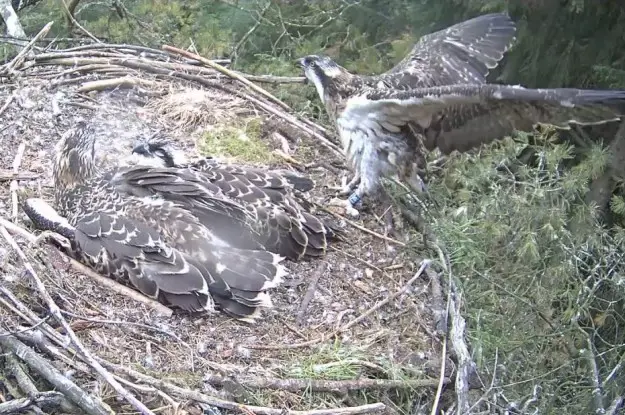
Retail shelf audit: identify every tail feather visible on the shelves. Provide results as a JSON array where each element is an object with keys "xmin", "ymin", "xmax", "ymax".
[
  {"xmin": 214, "ymin": 298, "xmax": 263, "ymax": 323},
  {"xmin": 159, "ymin": 291, "xmax": 213, "ymax": 313},
  {"xmin": 278, "ymin": 171, "xmax": 315, "ymax": 192}
]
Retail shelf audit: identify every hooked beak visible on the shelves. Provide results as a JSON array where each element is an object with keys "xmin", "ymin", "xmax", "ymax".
[
  {"xmin": 132, "ymin": 142, "xmax": 149, "ymax": 155},
  {"xmin": 295, "ymin": 58, "xmax": 309, "ymax": 84}
]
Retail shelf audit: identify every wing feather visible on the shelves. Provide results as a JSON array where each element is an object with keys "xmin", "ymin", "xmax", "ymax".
[
  {"xmin": 380, "ymin": 13, "xmax": 517, "ymax": 89},
  {"xmin": 339, "ymin": 84, "xmax": 625, "ymax": 155},
  {"xmin": 72, "ymin": 210, "xmax": 213, "ymax": 312}
]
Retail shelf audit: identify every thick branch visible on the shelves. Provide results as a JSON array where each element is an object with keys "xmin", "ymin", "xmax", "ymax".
[
  {"xmin": 0, "ymin": 334, "xmax": 112, "ymax": 415},
  {"xmin": 0, "ymin": 391, "xmax": 69, "ymax": 414},
  {"xmin": 205, "ymin": 374, "xmax": 445, "ymax": 394}
]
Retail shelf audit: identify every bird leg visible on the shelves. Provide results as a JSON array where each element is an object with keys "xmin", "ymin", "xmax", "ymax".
[
  {"xmin": 328, "ymin": 192, "xmax": 361, "ymax": 217},
  {"xmin": 29, "ymin": 230, "xmax": 72, "ymax": 252},
  {"xmin": 339, "ymin": 173, "xmax": 361, "ymax": 196},
  {"xmin": 378, "ymin": 190, "xmax": 398, "ymax": 238},
  {"xmin": 326, "ymin": 172, "xmax": 361, "ymax": 196}
]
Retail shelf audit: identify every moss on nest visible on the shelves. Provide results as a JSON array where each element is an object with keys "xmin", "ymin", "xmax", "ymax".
[{"xmin": 198, "ymin": 117, "xmax": 276, "ymax": 164}]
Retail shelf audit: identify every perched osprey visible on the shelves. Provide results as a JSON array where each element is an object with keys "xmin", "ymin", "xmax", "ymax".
[
  {"xmin": 28, "ymin": 121, "xmax": 289, "ymax": 322},
  {"xmin": 297, "ymin": 12, "xmax": 625, "ymax": 223},
  {"xmin": 130, "ymin": 137, "xmax": 339, "ymax": 261}
]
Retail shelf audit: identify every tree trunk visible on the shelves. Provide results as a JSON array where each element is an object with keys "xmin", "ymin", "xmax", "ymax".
[{"xmin": 0, "ymin": 0, "xmax": 26, "ymax": 39}]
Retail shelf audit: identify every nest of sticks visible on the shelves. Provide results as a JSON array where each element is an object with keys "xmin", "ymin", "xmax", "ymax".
[{"xmin": 0, "ymin": 23, "xmax": 474, "ymax": 415}]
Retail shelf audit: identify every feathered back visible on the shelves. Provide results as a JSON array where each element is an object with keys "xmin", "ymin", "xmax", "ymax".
[
  {"xmin": 43, "ymin": 122, "xmax": 288, "ymax": 322},
  {"xmin": 131, "ymin": 138, "xmax": 341, "ymax": 260}
]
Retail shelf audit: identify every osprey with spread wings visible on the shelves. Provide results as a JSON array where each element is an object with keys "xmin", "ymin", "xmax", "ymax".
[{"xmin": 297, "ymin": 13, "xmax": 625, "ymax": 223}]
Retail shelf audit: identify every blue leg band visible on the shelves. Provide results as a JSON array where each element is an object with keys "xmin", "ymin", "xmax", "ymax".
[{"xmin": 348, "ymin": 192, "xmax": 362, "ymax": 207}]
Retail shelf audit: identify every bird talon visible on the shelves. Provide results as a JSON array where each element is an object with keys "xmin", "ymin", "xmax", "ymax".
[
  {"xmin": 29, "ymin": 230, "xmax": 71, "ymax": 251},
  {"xmin": 337, "ymin": 185, "xmax": 353, "ymax": 196},
  {"xmin": 328, "ymin": 197, "xmax": 360, "ymax": 218}
]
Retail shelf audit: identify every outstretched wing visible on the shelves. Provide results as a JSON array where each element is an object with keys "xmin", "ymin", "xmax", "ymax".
[
  {"xmin": 339, "ymin": 84, "xmax": 625, "ymax": 155},
  {"xmin": 378, "ymin": 13, "xmax": 516, "ymax": 89}
]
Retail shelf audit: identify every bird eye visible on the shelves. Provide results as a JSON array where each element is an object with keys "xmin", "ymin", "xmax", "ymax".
[{"xmin": 308, "ymin": 60, "xmax": 317, "ymax": 68}]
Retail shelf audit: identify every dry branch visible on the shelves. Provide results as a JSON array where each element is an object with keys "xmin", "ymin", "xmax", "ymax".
[
  {"xmin": 161, "ymin": 44, "xmax": 337, "ymax": 154},
  {"xmin": 10, "ymin": 142, "xmax": 26, "ymax": 222},
  {"xmin": 58, "ymin": 0, "xmax": 100, "ymax": 43},
  {"xmin": 15, "ymin": 48, "xmax": 342, "ymax": 158},
  {"xmin": 204, "ymin": 374, "xmax": 445, "ymax": 394},
  {"xmin": 296, "ymin": 261, "xmax": 326, "ymax": 326},
  {"xmin": 0, "ymin": 89, "xmax": 16, "ymax": 116},
  {"xmin": 0, "ymin": 170, "xmax": 39, "ymax": 181},
  {"xmin": 77, "ymin": 76, "xmax": 158, "ymax": 93},
  {"xmin": 1, "ymin": 21, "xmax": 53, "ymax": 74},
  {"xmin": 319, "ymin": 206, "xmax": 406, "ymax": 246},
  {"xmin": 0, "ymin": 333, "xmax": 112, "ymax": 415},
  {"xmin": 448, "ymin": 279, "xmax": 473, "ymax": 414}
]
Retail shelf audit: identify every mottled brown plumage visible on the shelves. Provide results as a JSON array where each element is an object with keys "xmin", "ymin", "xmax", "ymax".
[
  {"xmin": 33, "ymin": 121, "xmax": 287, "ymax": 322},
  {"xmin": 297, "ymin": 13, "xmax": 625, "ymax": 220},
  {"xmin": 130, "ymin": 138, "xmax": 340, "ymax": 261}
]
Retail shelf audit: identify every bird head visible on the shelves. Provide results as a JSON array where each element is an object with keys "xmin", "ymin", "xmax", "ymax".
[
  {"xmin": 297, "ymin": 55, "xmax": 349, "ymax": 104},
  {"xmin": 131, "ymin": 135, "xmax": 188, "ymax": 168},
  {"xmin": 53, "ymin": 120, "xmax": 98, "ymax": 189}
]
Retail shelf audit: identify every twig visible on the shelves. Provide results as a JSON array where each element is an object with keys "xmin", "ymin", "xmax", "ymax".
[
  {"xmin": 1, "ymin": 22, "xmax": 53, "ymax": 74},
  {"xmin": 0, "ymin": 225, "xmax": 155, "ymax": 415},
  {"xmin": 340, "ymin": 259, "xmax": 431, "ymax": 331},
  {"xmin": 30, "ymin": 53, "xmax": 343, "ymax": 157},
  {"xmin": 296, "ymin": 261, "xmax": 326, "ymax": 326},
  {"xmin": 0, "ymin": 217, "xmax": 173, "ymax": 317},
  {"xmin": 12, "ymin": 328, "xmax": 92, "ymax": 375},
  {"xmin": 0, "ymin": 90, "xmax": 16, "ymax": 116},
  {"xmin": 10, "ymin": 142, "xmax": 26, "ymax": 222},
  {"xmin": 425, "ymin": 267, "xmax": 447, "ymax": 336},
  {"xmin": 273, "ymin": 149, "xmax": 302, "ymax": 165},
  {"xmin": 0, "ymin": 170, "xmax": 39, "ymax": 181},
  {"xmin": 241, "ymin": 74, "xmax": 305, "ymax": 84},
  {"xmin": 232, "ymin": 1, "xmax": 272, "ymax": 60},
  {"xmin": 428, "ymin": 240, "xmax": 454, "ymax": 415},
  {"xmin": 581, "ymin": 337, "xmax": 605, "ymax": 414},
  {"xmin": 204, "ymin": 374, "xmax": 445, "ymax": 394},
  {"xmin": 162, "ymin": 44, "xmax": 291, "ymax": 112},
  {"xmin": 77, "ymin": 77, "xmax": 159, "ymax": 93},
  {"xmin": 446, "ymin": 279, "xmax": 473, "ymax": 415},
  {"xmin": 57, "ymin": 0, "xmax": 101, "ymax": 43},
  {"xmin": 0, "ymin": 333, "xmax": 112, "ymax": 415},
  {"xmin": 61, "ymin": 310, "xmax": 187, "ymax": 346},
  {"xmin": 318, "ymin": 205, "xmax": 405, "ymax": 246}
]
